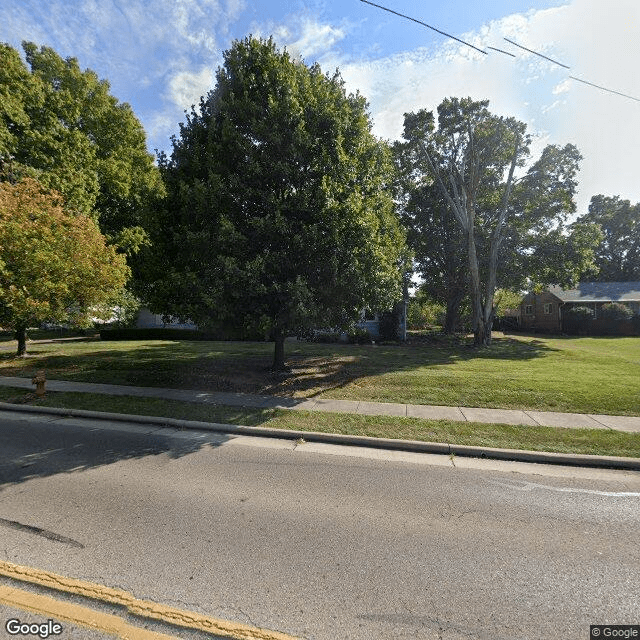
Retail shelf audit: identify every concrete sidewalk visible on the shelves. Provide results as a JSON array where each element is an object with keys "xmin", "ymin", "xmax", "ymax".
[{"xmin": 1, "ymin": 375, "xmax": 639, "ymax": 433}]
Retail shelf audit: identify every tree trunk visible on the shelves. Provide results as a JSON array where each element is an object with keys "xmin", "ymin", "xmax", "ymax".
[
  {"xmin": 16, "ymin": 325, "xmax": 27, "ymax": 357},
  {"xmin": 475, "ymin": 312, "xmax": 493, "ymax": 346},
  {"xmin": 272, "ymin": 328, "xmax": 286, "ymax": 371},
  {"xmin": 466, "ymin": 217, "xmax": 488, "ymax": 347},
  {"xmin": 444, "ymin": 288, "xmax": 465, "ymax": 334}
]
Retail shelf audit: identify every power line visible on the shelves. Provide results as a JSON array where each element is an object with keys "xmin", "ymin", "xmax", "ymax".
[
  {"xmin": 502, "ymin": 39, "xmax": 640, "ymax": 102},
  {"xmin": 358, "ymin": 0, "xmax": 640, "ymax": 104},
  {"xmin": 358, "ymin": 0, "xmax": 488, "ymax": 56},
  {"xmin": 487, "ymin": 46, "xmax": 516, "ymax": 58},
  {"xmin": 503, "ymin": 37, "xmax": 570, "ymax": 69},
  {"xmin": 568, "ymin": 75, "xmax": 640, "ymax": 103}
]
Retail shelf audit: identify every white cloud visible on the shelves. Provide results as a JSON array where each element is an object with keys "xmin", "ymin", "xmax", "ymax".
[
  {"xmin": 553, "ymin": 79, "xmax": 572, "ymax": 95},
  {"xmin": 541, "ymin": 99, "xmax": 563, "ymax": 114},
  {"xmin": 169, "ymin": 67, "xmax": 214, "ymax": 109},
  {"xmin": 251, "ymin": 15, "xmax": 348, "ymax": 65},
  {"xmin": 0, "ymin": 0, "xmax": 240, "ymax": 156},
  {"xmin": 286, "ymin": 19, "xmax": 346, "ymax": 59},
  {"xmin": 337, "ymin": 0, "xmax": 640, "ymax": 214}
]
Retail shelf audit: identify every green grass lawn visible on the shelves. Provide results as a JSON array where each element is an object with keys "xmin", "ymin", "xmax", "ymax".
[
  {"xmin": 0, "ymin": 332, "xmax": 639, "ymax": 415},
  {"xmin": 1, "ymin": 386, "xmax": 638, "ymax": 458}
]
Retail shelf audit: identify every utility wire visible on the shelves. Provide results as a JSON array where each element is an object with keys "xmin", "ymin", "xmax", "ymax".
[
  {"xmin": 487, "ymin": 46, "xmax": 516, "ymax": 58},
  {"xmin": 568, "ymin": 75, "xmax": 640, "ymax": 103},
  {"xmin": 503, "ymin": 37, "xmax": 570, "ymax": 69},
  {"xmin": 359, "ymin": 0, "xmax": 488, "ymax": 56},
  {"xmin": 502, "ymin": 38, "xmax": 640, "ymax": 102},
  {"xmin": 359, "ymin": 0, "xmax": 640, "ymax": 104}
]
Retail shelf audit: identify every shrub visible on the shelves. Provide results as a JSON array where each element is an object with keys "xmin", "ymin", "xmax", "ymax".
[
  {"xmin": 378, "ymin": 308, "xmax": 401, "ymax": 342},
  {"xmin": 310, "ymin": 330, "xmax": 342, "ymax": 343},
  {"xmin": 100, "ymin": 328, "xmax": 243, "ymax": 341},
  {"xmin": 407, "ymin": 299, "xmax": 445, "ymax": 329},
  {"xmin": 600, "ymin": 302, "xmax": 633, "ymax": 321},
  {"xmin": 562, "ymin": 306, "xmax": 594, "ymax": 335},
  {"xmin": 348, "ymin": 327, "xmax": 373, "ymax": 344}
]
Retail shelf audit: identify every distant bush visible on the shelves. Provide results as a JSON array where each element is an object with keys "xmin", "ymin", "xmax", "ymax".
[
  {"xmin": 348, "ymin": 327, "xmax": 373, "ymax": 344},
  {"xmin": 562, "ymin": 306, "xmax": 594, "ymax": 335},
  {"xmin": 303, "ymin": 330, "xmax": 343, "ymax": 343},
  {"xmin": 100, "ymin": 328, "xmax": 251, "ymax": 341},
  {"xmin": 407, "ymin": 299, "xmax": 445, "ymax": 329},
  {"xmin": 600, "ymin": 302, "xmax": 633, "ymax": 321},
  {"xmin": 378, "ymin": 308, "xmax": 401, "ymax": 342}
]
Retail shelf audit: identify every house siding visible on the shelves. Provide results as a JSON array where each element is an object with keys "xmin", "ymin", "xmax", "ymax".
[
  {"xmin": 136, "ymin": 307, "xmax": 197, "ymax": 330},
  {"xmin": 520, "ymin": 292, "xmax": 562, "ymax": 332},
  {"xmin": 520, "ymin": 282, "xmax": 640, "ymax": 335}
]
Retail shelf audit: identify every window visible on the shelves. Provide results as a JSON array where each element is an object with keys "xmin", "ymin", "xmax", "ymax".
[
  {"xmin": 525, "ymin": 305, "xmax": 533, "ymax": 315},
  {"xmin": 544, "ymin": 303, "xmax": 553, "ymax": 314}
]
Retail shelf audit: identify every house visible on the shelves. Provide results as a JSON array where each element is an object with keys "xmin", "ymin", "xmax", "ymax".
[
  {"xmin": 356, "ymin": 301, "xmax": 408, "ymax": 341},
  {"xmin": 135, "ymin": 301, "xmax": 409, "ymax": 342},
  {"xmin": 136, "ymin": 307, "xmax": 197, "ymax": 330},
  {"xmin": 520, "ymin": 282, "xmax": 640, "ymax": 333}
]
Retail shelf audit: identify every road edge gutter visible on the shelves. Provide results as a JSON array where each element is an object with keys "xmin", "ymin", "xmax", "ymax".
[{"xmin": 1, "ymin": 401, "xmax": 639, "ymax": 471}]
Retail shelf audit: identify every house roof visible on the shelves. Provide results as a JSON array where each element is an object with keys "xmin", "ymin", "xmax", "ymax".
[{"xmin": 548, "ymin": 282, "xmax": 640, "ymax": 303}]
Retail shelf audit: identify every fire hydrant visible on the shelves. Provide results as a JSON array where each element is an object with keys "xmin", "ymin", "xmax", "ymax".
[{"xmin": 32, "ymin": 370, "xmax": 46, "ymax": 397}]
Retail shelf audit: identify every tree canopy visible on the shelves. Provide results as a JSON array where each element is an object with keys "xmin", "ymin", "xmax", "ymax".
[
  {"xmin": 0, "ymin": 178, "xmax": 129, "ymax": 355},
  {"xmin": 138, "ymin": 36, "xmax": 406, "ymax": 368},
  {"xmin": 574, "ymin": 195, "xmax": 640, "ymax": 281},
  {"xmin": 0, "ymin": 41, "xmax": 162, "ymax": 254},
  {"xmin": 395, "ymin": 98, "xmax": 601, "ymax": 343}
]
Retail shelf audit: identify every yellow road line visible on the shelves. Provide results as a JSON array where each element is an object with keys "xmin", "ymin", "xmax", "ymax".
[
  {"xmin": 0, "ymin": 560, "xmax": 300, "ymax": 640},
  {"xmin": 0, "ymin": 585, "xmax": 176, "ymax": 640}
]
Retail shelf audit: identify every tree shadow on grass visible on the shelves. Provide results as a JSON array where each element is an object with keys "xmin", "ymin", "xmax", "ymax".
[{"xmin": 0, "ymin": 334, "xmax": 561, "ymax": 401}]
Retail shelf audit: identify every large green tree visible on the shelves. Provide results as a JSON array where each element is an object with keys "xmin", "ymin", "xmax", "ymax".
[
  {"xmin": 0, "ymin": 179, "xmax": 129, "ymax": 355},
  {"xmin": 396, "ymin": 98, "xmax": 600, "ymax": 344},
  {"xmin": 0, "ymin": 42, "xmax": 162, "ymax": 253},
  {"xmin": 393, "ymin": 132, "xmax": 467, "ymax": 332},
  {"xmin": 139, "ymin": 36, "xmax": 406, "ymax": 369},
  {"xmin": 573, "ymin": 195, "xmax": 640, "ymax": 281}
]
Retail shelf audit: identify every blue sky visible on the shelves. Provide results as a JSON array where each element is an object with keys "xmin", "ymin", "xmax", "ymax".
[{"xmin": 2, "ymin": 0, "xmax": 639, "ymax": 215}]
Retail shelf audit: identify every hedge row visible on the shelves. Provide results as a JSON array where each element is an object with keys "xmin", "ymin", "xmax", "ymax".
[{"xmin": 99, "ymin": 328, "xmax": 265, "ymax": 341}]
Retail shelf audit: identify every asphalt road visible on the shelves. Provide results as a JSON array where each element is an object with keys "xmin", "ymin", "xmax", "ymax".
[{"xmin": 0, "ymin": 411, "xmax": 639, "ymax": 640}]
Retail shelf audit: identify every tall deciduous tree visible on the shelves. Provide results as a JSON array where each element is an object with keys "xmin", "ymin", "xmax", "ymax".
[
  {"xmin": 393, "ymin": 114, "xmax": 467, "ymax": 332},
  {"xmin": 397, "ymin": 98, "xmax": 600, "ymax": 345},
  {"xmin": 139, "ymin": 37, "xmax": 406, "ymax": 369},
  {"xmin": 573, "ymin": 195, "xmax": 640, "ymax": 281},
  {"xmin": 0, "ymin": 42, "xmax": 162, "ymax": 254},
  {"xmin": 0, "ymin": 179, "xmax": 129, "ymax": 355}
]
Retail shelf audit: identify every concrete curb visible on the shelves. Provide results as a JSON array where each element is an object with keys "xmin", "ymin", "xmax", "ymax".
[{"xmin": 1, "ymin": 401, "xmax": 639, "ymax": 472}]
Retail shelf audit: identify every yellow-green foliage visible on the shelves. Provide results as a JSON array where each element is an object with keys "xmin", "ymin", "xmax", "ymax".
[{"xmin": 0, "ymin": 178, "xmax": 129, "ymax": 332}]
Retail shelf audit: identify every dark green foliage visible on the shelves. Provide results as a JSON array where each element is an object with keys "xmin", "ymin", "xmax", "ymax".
[
  {"xmin": 348, "ymin": 327, "xmax": 373, "ymax": 344},
  {"xmin": 562, "ymin": 306, "xmax": 594, "ymax": 335},
  {"xmin": 138, "ymin": 37, "xmax": 406, "ymax": 369},
  {"xmin": 378, "ymin": 307, "xmax": 401, "ymax": 342},
  {"xmin": 301, "ymin": 330, "xmax": 343, "ymax": 343},
  {"xmin": 393, "ymin": 111, "xmax": 467, "ymax": 333},
  {"xmin": 600, "ymin": 302, "xmax": 633, "ymax": 321},
  {"xmin": 99, "ymin": 327, "xmax": 265, "ymax": 341},
  {"xmin": 574, "ymin": 195, "xmax": 640, "ymax": 281},
  {"xmin": 0, "ymin": 42, "xmax": 162, "ymax": 254},
  {"xmin": 407, "ymin": 297, "xmax": 445, "ymax": 329},
  {"xmin": 394, "ymin": 99, "xmax": 601, "ymax": 343},
  {"xmin": 563, "ymin": 304, "xmax": 638, "ymax": 336}
]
